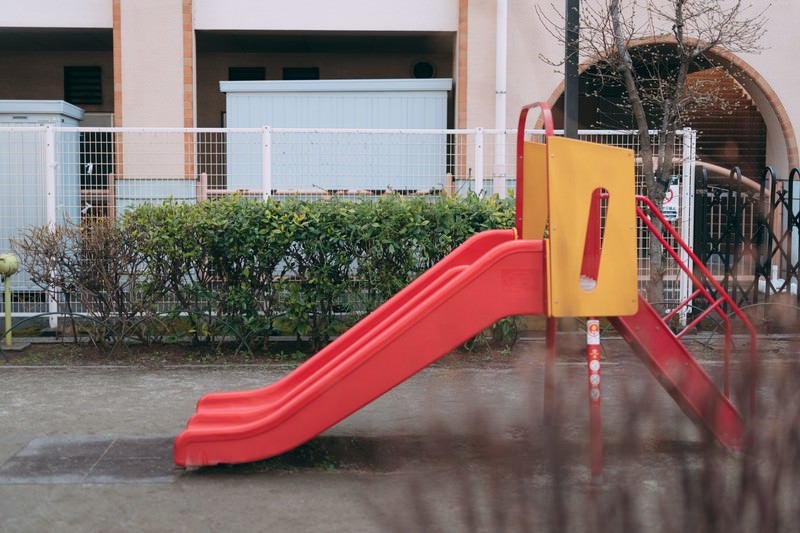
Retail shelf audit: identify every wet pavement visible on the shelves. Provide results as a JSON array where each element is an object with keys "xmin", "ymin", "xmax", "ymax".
[{"xmin": 0, "ymin": 334, "xmax": 796, "ymax": 532}]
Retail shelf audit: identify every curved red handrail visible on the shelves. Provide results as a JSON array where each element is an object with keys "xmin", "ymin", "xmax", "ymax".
[
  {"xmin": 515, "ymin": 102, "xmax": 554, "ymax": 237},
  {"xmin": 636, "ymin": 195, "xmax": 758, "ymax": 420}
]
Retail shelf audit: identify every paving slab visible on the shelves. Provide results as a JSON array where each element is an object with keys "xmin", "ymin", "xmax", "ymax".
[{"xmin": 0, "ymin": 436, "xmax": 175, "ymax": 485}]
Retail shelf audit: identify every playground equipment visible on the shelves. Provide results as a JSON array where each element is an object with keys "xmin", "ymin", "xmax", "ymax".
[{"xmin": 174, "ymin": 102, "xmax": 757, "ymax": 473}]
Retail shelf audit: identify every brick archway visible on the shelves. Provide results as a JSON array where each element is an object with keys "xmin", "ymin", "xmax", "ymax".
[
  {"xmin": 544, "ymin": 41, "xmax": 798, "ymax": 172},
  {"xmin": 707, "ymin": 48, "xmax": 798, "ymax": 170}
]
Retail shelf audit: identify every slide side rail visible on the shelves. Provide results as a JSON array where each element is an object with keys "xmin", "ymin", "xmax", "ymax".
[{"xmin": 636, "ymin": 195, "xmax": 758, "ymax": 416}]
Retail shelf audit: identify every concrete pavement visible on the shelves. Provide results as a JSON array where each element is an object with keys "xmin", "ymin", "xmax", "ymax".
[{"xmin": 0, "ymin": 336, "xmax": 795, "ymax": 532}]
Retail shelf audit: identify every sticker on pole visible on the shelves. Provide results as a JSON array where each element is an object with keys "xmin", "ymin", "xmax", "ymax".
[{"xmin": 586, "ymin": 320, "xmax": 600, "ymax": 345}]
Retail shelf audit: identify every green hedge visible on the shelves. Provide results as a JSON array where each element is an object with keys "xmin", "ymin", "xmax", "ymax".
[{"xmin": 15, "ymin": 193, "xmax": 514, "ymax": 352}]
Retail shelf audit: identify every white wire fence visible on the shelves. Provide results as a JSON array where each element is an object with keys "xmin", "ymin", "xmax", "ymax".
[{"xmin": 0, "ymin": 125, "xmax": 697, "ymax": 318}]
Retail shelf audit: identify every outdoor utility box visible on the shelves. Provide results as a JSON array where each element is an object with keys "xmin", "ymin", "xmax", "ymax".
[
  {"xmin": 0, "ymin": 100, "xmax": 84, "ymax": 126},
  {"xmin": 221, "ymin": 79, "xmax": 452, "ymax": 192},
  {"xmin": 0, "ymin": 100, "xmax": 84, "ymax": 290}
]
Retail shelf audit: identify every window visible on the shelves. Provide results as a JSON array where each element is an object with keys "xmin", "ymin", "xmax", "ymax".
[
  {"xmin": 64, "ymin": 66, "xmax": 102, "ymax": 105},
  {"xmin": 228, "ymin": 67, "xmax": 266, "ymax": 81},
  {"xmin": 283, "ymin": 67, "xmax": 320, "ymax": 80}
]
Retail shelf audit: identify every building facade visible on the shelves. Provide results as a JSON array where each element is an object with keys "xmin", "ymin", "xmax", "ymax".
[{"xmin": 1, "ymin": 0, "xmax": 797, "ymax": 177}]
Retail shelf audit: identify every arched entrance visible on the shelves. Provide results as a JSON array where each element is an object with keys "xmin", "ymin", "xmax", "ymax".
[{"xmin": 547, "ymin": 41, "xmax": 797, "ymax": 178}]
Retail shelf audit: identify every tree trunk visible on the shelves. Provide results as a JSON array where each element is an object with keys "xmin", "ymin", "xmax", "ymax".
[
  {"xmin": 647, "ymin": 4, "xmax": 693, "ymax": 308},
  {"xmin": 610, "ymin": 0, "xmax": 665, "ymax": 306}
]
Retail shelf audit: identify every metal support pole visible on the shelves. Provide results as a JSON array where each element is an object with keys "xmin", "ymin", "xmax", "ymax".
[
  {"xmin": 586, "ymin": 318, "xmax": 603, "ymax": 483},
  {"xmin": 44, "ymin": 126, "xmax": 58, "ymax": 329},
  {"xmin": 262, "ymin": 126, "xmax": 272, "ymax": 200},
  {"xmin": 564, "ymin": 0, "xmax": 580, "ymax": 139},
  {"xmin": 474, "ymin": 127, "xmax": 485, "ymax": 194},
  {"xmin": 4, "ymin": 276, "xmax": 11, "ymax": 347},
  {"xmin": 678, "ymin": 128, "xmax": 697, "ymax": 326}
]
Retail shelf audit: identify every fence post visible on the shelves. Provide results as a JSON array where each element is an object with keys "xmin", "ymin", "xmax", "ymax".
[
  {"xmin": 474, "ymin": 127, "xmax": 484, "ymax": 194},
  {"xmin": 493, "ymin": 129, "xmax": 507, "ymax": 199},
  {"xmin": 754, "ymin": 167, "xmax": 778, "ymax": 302},
  {"xmin": 44, "ymin": 125, "xmax": 58, "ymax": 329},
  {"xmin": 262, "ymin": 126, "xmax": 272, "ymax": 200},
  {"xmin": 677, "ymin": 127, "xmax": 696, "ymax": 326},
  {"xmin": 789, "ymin": 169, "xmax": 799, "ymax": 288}
]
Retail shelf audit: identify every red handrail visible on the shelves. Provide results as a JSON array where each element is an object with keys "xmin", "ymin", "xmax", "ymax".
[
  {"xmin": 636, "ymin": 195, "xmax": 758, "ymax": 419},
  {"xmin": 515, "ymin": 102, "xmax": 554, "ymax": 237}
]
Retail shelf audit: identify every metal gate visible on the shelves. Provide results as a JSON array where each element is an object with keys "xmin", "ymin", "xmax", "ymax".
[{"xmin": 693, "ymin": 165, "xmax": 800, "ymax": 308}]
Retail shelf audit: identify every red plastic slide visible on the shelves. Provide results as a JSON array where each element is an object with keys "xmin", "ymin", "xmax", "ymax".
[
  {"xmin": 611, "ymin": 296, "xmax": 744, "ymax": 450},
  {"xmin": 174, "ymin": 231, "xmax": 547, "ymax": 467},
  {"xmin": 188, "ymin": 229, "xmax": 515, "ymax": 414}
]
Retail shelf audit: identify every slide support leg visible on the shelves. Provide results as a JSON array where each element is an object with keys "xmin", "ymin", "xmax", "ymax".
[
  {"xmin": 544, "ymin": 317, "xmax": 558, "ymax": 427},
  {"xmin": 586, "ymin": 317, "xmax": 603, "ymax": 483}
]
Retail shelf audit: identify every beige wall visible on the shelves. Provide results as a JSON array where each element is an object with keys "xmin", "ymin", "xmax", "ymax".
[
  {"xmin": 193, "ymin": 0, "xmax": 458, "ymax": 31},
  {"xmin": 2, "ymin": 0, "xmax": 111, "ymax": 27},
  {"xmin": 465, "ymin": 0, "xmax": 496, "ymax": 129},
  {"xmin": 117, "ymin": 0, "xmax": 185, "ymax": 127},
  {"xmin": 465, "ymin": 0, "xmax": 562, "ymax": 130},
  {"xmin": 734, "ymin": 0, "xmax": 799, "ymax": 173},
  {"xmin": 115, "ymin": 0, "xmax": 188, "ymax": 179},
  {"xmin": 506, "ymin": 0, "xmax": 561, "ymax": 129}
]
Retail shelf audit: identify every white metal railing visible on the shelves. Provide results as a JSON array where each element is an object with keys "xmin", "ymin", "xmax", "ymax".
[{"xmin": 0, "ymin": 124, "xmax": 697, "ymax": 318}]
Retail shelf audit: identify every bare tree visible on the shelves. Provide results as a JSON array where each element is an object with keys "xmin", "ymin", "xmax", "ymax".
[{"xmin": 537, "ymin": 0, "xmax": 768, "ymax": 303}]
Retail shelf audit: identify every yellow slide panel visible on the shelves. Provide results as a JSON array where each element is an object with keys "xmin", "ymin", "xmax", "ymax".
[
  {"xmin": 521, "ymin": 141, "xmax": 548, "ymax": 240},
  {"xmin": 545, "ymin": 136, "xmax": 638, "ymax": 317}
]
